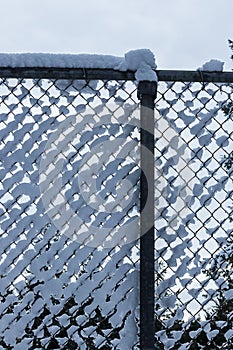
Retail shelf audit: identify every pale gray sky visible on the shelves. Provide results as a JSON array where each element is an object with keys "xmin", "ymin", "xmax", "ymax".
[{"xmin": 1, "ymin": 0, "xmax": 232, "ymax": 70}]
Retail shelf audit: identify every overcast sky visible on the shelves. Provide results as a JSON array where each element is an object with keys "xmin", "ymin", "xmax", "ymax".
[{"xmin": 1, "ymin": 0, "xmax": 232, "ymax": 70}]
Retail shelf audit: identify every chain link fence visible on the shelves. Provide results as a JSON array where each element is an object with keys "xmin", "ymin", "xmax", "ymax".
[
  {"xmin": 155, "ymin": 77, "xmax": 233, "ymax": 350},
  {"xmin": 0, "ymin": 66, "xmax": 232, "ymax": 350},
  {"xmin": 0, "ymin": 76, "xmax": 140, "ymax": 350}
]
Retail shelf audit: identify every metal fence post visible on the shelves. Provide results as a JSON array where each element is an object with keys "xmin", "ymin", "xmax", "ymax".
[{"xmin": 138, "ymin": 81, "xmax": 157, "ymax": 350}]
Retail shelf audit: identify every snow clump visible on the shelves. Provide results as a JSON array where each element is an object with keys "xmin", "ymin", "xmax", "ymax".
[
  {"xmin": 118, "ymin": 49, "xmax": 157, "ymax": 82},
  {"xmin": 198, "ymin": 59, "xmax": 224, "ymax": 72},
  {"xmin": 0, "ymin": 49, "xmax": 157, "ymax": 82}
]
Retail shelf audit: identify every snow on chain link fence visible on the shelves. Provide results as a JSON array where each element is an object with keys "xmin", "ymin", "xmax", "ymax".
[
  {"xmin": 0, "ymin": 65, "xmax": 232, "ymax": 350},
  {"xmin": 154, "ymin": 76, "xmax": 233, "ymax": 350},
  {"xmin": 0, "ymin": 73, "xmax": 141, "ymax": 350}
]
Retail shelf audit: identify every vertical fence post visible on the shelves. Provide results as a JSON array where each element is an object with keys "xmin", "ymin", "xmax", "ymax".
[{"xmin": 138, "ymin": 81, "xmax": 157, "ymax": 350}]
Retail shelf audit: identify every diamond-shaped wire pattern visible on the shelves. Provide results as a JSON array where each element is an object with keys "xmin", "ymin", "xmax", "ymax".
[
  {"xmin": 0, "ymin": 77, "xmax": 140, "ymax": 349},
  {"xmin": 0, "ymin": 71, "xmax": 233, "ymax": 350},
  {"xmin": 155, "ymin": 80, "xmax": 233, "ymax": 349}
]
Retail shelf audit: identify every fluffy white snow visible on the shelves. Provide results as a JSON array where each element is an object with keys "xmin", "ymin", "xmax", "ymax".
[
  {"xmin": 128, "ymin": 49, "xmax": 157, "ymax": 82},
  {"xmin": 225, "ymin": 329, "xmax": 233, "ymax": 341},
  {"xmin": 119, "ymin": 48, "xmax": 157, "ymax": 81},
  {"xmin": 0, "ymin": 49, "xmax": 157, "ymax": 82},
  {"xmin": 224, "ymin": 289, "xmax": 233, "ymax": 300},
  {"xmin": 135, "ymin": 63, "xmax": 157, "ymax": 81},
  {"xmin": 197, "ymin": 59, "xmax": 224, "ymax": 72},
  {"xmin": 125, "ymin": 48, "xmax": 155, "ymax": 70},
  {"xmin": 0, "ymin": 53, "xmax": 122, "ymax": 69}
]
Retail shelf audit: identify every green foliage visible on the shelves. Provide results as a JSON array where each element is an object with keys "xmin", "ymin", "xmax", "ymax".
[{"xmin": 229, "ymin": 39, "xmax": 233, "ymax": 58}]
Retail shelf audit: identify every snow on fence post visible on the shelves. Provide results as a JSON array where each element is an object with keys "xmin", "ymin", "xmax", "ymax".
[{"xmin": 138, "ymin": 81, "xmax": 157, "ymax": 350}]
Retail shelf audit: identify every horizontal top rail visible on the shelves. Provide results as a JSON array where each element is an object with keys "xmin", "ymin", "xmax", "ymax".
[
  {"xmin": 0, "ymin": 67, "xmax": 135, "ymax": 81},
  {"xmin": 0, "ymin": 67, "xmax": 232, "ymax": 83},
  {"xmin": 157, "ymin": 70, "xmax": 233, "ymax": 83}
]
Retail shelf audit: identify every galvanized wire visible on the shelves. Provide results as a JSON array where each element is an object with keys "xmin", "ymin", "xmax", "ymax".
[
  {"xmin": 0, "ymin": 69, "xmax": 233, "ymax": 350},
  {"xmin": 0, "ymin": 77, "xmax": 140, "ymax": 350},
  {"xmin": 155, "ymin": 80, "xmax": 233, "ymax": 350}
]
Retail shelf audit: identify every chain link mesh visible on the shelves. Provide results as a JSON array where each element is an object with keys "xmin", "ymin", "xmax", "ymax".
[
  {"xmin": 155, "ymin": 80, "xmax": 233, "ymax": 349},
  {"xmin": 0, "ymin": 72, "xmax": 233, "ymax": 350},
  {"xmin": 0, "ymin": 77, "xmax": 140, "ymax": 350}
]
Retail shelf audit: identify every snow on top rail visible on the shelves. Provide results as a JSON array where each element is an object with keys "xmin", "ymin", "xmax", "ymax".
[
  {"xmin": 197, "ymin": 59, "xmax": 224, "ymax": 72},
  {"xmin": 0, "ymin": 52, "xmax": 123, "ymax": 69},
  {"xmin": 0, "ymin": 50, "xmax": 232, "ymax": 83},
  {"xmin": 0, "ymin": 49, "xmax": 157, "ymax": 82}
]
